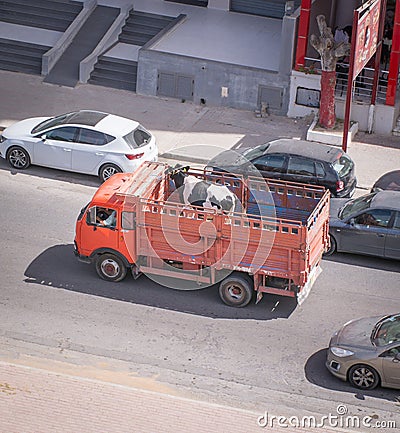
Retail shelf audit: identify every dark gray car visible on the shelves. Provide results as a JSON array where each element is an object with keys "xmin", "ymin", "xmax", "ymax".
[
  {"xmin": 205, "ymin": 139, "xmax": 357, "ymax": 197},
  {"xmin": 326, "ymin": 191, "xmax": 400, "ymax": 259},
  {"xmin": 327, "ymin": 314, "xmax": 400, "ymax": 390}
]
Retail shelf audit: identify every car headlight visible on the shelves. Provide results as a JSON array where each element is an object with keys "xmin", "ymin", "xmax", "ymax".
[{"xmin": 330, "ymin": 347, "xmax": 354, "ymax": 357}]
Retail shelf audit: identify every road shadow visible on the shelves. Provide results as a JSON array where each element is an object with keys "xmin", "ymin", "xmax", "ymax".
[
  {"xmin": 0, "ymin": 158, "xmax": 101, "ymax": 188},
  {"xmin": 305, "ymin": 349, "xmax": 400, "ymax": 403},
  {"xmin": 323, "ymin": 252, "xmax": 400, "ymax": 273},
  {"xmin": 24, "ymin": 244, "xmax": 298, "ymax": 320}
]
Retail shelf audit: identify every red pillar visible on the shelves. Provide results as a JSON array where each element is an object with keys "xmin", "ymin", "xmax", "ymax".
[
  {"xmin": 295, "ymin": 0, "xmax": 312, "ymax": 70},
  {"xmin": 386, "ymin": 0, "xmax": 400, "ymax": 105}
]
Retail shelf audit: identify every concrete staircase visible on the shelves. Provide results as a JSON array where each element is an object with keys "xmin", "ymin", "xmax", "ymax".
[
  {"xmin": 89, "ymin": 57, "xmax": 138, "ymax": 92},
  {"xmin": 88, "ymin": 10, "xmax": 175, "ymax": 92},
  {"xmin": 118, "ymin": 10, "xmax": 175, "ymax": 46},
  {"xmin": 0, "ymin": 38, "xmax": 51, "ymax": 75},
  {"xmin": 0, "ymin": 0, "xmax": 82, "ymax": 32}
]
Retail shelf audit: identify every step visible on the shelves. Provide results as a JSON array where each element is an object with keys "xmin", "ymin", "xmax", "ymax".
[
  {"xmin": 0, "ymin": 11, "xmax": 73, "ymax": 32},
  {"xmin": 88, "ymin": 76, "xmax": 137, "ymax": 92},
  {"xmin": 0, "ymin": 3, "xmax": 78, "ymax": 20},
  {"xmin": 0, "ymin": 0, "xmax": 82, "ymax": 14},
  {"xmin": 0, "ymin": 62, "xmax": 41, "ymax": 74},
  {"xmin": 129, "ymin": 10, "xmax": 175, "ymax": 22},
  {"xmin": 121, "ymin": 22, "xmax": 166, "ymax": 35},
  {"xmin": 127, "ymin": 16, "xmax": 173, "ymax": 28},
  {"xmin": 96, "ymin": 58, "xmax": 138, "ymax": 74},
  {"xmin": 165, "ymin": 0, "xmax": 208, "ymax": 6},
  {"xmin": 118, "ymin": 34, "xmax": 153, "ymax": 46},
  {"xmin": 0, "ymin": 49, "xmax": 47, "ymax": 62},
  {"xmin": 0, "ymin": 53, "xmax": 42, "ymax": 68},
  {"xmin": 0, "ymin": 38, "xmax": 51, "ymax": 53},
  {"xmin": 90, "ymin": 69, "xmax": 137, "ymax": 83}
]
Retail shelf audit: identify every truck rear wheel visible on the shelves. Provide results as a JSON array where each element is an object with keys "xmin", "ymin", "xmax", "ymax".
[
  {"xmin": 96, "ymin": 254, "xmax": 127, "ymax": 282},
  {"xmin": 219, "ymin": 274, "xmax": 253, "ymax": 307}
]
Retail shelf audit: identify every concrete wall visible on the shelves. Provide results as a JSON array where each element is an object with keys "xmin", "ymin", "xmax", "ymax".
[
  {"xmin": 137, "ymin": 49, "xmax": 290, "ymax": 114},
  {"xmin": 336, "ymin": 99, "xmax": 399, "ymax": 134},
  {"xmin": 287, "ymin": 69, "xmax": 320, "ymax": 117}
]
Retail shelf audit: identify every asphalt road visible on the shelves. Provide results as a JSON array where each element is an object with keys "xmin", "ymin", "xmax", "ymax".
[{"xmin": 0, "ymin": 160, "xmax": 399, "ymax": 430}]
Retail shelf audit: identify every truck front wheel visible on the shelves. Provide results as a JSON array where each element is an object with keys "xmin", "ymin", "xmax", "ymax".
[
  {"xmin": 219, "ymin": 274, "xmax": 253, "ymax": 307},
  {"xmin": 96, "ymin": 254, "xmax": 127, "ymax": 282}
]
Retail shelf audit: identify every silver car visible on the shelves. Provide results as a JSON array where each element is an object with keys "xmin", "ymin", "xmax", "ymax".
[
  {"xmin": 326, "ymin": 314, "xmax": 400, "ymax": 390},
  {"xmin": 325, "ymin": 191, "xmax": 400, "ymax": 259},
  {"xmin": 0, "ymin": 110, "xmax": 158, "ymax": 182}
]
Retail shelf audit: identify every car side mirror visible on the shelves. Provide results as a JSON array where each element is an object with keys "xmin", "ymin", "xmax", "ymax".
[
  {"xmin": 349, "ymin": 218, "xmax": 355, "ymax": 226},
  {"xmin": 40, "ymin": 134, "xmax": 47, "ymax": 141},
  {"xmin": 394, "ymin": 353, "xmax": 400, "ymax": 362}
]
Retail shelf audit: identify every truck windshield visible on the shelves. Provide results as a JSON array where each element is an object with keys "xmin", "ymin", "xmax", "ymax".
[{"xmin": 339, "ymin": 193, "xmax": 375, "ymax": 220}]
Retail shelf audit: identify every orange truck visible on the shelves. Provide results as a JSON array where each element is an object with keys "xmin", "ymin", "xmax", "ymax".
[{"xmin": 74, "ymin": 161, "xmax": 330, "ymax": 307}]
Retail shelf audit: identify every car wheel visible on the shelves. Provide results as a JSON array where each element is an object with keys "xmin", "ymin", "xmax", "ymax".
[
  {"xmin": 348, "ymin": 364, "xmax": 380, "ymax": 390},
  {"xmin": 324, "ymin": 235, "xmax": 336, "ymax": 256},
  {"xmin": 95, "ymin": 254, "xmax": 127, "ymax": 282},
  {"xmin": 99, "ymin": 164, "xmax": 122, "ymax": 182},
  {"xmin": 219, "ymin": 273, "xmax": 253, "ymax": 307},
  {"xmin": 7, "ymin": 146, "xmax": 31, "ymax": 169}
]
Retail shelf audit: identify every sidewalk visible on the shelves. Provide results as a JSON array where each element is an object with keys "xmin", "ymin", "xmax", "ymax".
[{"xmin": 1, "ymin": 360, "xmax": 352, "ymax": 433}]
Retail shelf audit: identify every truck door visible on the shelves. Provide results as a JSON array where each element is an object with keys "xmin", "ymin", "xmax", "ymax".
[
  {"xmin": 80, "ymin": 206, "xmax": 119, "ymax": 255},
  {"xmin": 119, "ymin": 210, "xmax": 137, "ymax": 263}
]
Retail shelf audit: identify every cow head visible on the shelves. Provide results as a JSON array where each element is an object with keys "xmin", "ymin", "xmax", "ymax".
[{"xmin": 168, "ymin": 164, "xmax": 190, "ymax": 189}]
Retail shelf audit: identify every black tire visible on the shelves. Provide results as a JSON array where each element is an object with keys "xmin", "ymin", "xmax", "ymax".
[
  {"xmin": 219, "ymin": 273, "xmax": 253, "ymax": 307},
  {"xmin": 324, "ymin": 235, "xmax": 337, "ymax": 256},
  {"xmin": 7, "ymin": 146, "xmax": 31, "ymax": 169},
  {"xmin": 95, "ymin": 254, "xmax": 127, "ymax": 282},
  {"xmin": 99, "ymin": 163, "xmax": 122, "ymax": 182},
  {"xmin": 348, "ymin": 364, "xmax": 380, "ymax": 390}
]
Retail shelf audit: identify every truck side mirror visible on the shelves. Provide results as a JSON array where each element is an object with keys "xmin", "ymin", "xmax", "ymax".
[{"xmin": 86, "ymin": 207, "xmax": 97, "ymax": 225}]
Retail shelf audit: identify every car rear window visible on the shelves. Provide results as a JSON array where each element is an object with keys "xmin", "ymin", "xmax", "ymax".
[
  {"xmin": 332, "ymin": 153, "xmax": 353, "ymax": 178},
  {"xmin": 123, "ymin": 125, "xmax": 152, "ymax": 149}
]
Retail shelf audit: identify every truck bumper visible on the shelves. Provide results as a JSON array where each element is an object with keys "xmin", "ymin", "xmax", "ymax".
[
  {"xmin": 74, "ymin": 242, "xmax": 91, "ymax": 263},
  {"xmin": 297, "ymin": 264, "xmax": 322, "ymax": 305}
]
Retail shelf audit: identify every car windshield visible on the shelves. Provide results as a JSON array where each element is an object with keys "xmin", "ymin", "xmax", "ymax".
[
  {"xmin": 371, "ymin": 314, "xmax": 400, "ymax": 346},
  {"xmin": 339, "ymin": 193, "xmax": 375, "ymax": 220},
  {"xmin": 31, "ymin": 113, "xmax": 73, "ymax": 134},
  {"xmin": 123, "ymin": 125, "xmax": 151, "ymax": 149},
  {"xmin": 242, "ymin": 143, "xmax": 270, "ymax": 161},
  {"xmin": 332, "ymin": 153, "xmax": 353, "ymax": 178}
]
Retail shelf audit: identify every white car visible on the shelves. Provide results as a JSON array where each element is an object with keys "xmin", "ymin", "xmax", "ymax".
[{"xmin": 0, "ymin": 110, "xmax": 158, "ymax": 182}]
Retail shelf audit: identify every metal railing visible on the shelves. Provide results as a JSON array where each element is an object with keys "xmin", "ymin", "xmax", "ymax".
[{"xmin": 303, "ymin": 57, "xmax": 390, "ymax": 104}]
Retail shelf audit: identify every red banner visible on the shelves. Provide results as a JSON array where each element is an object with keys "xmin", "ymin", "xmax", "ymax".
[{"xmin": 353, "ymin": 0, "xmax": 381, "ymax": 78}]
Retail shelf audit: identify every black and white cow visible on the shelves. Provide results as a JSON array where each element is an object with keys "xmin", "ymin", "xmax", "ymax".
[{"xmin": 169, "ymin": 165, "xmax": 238, "ymax": 214}]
